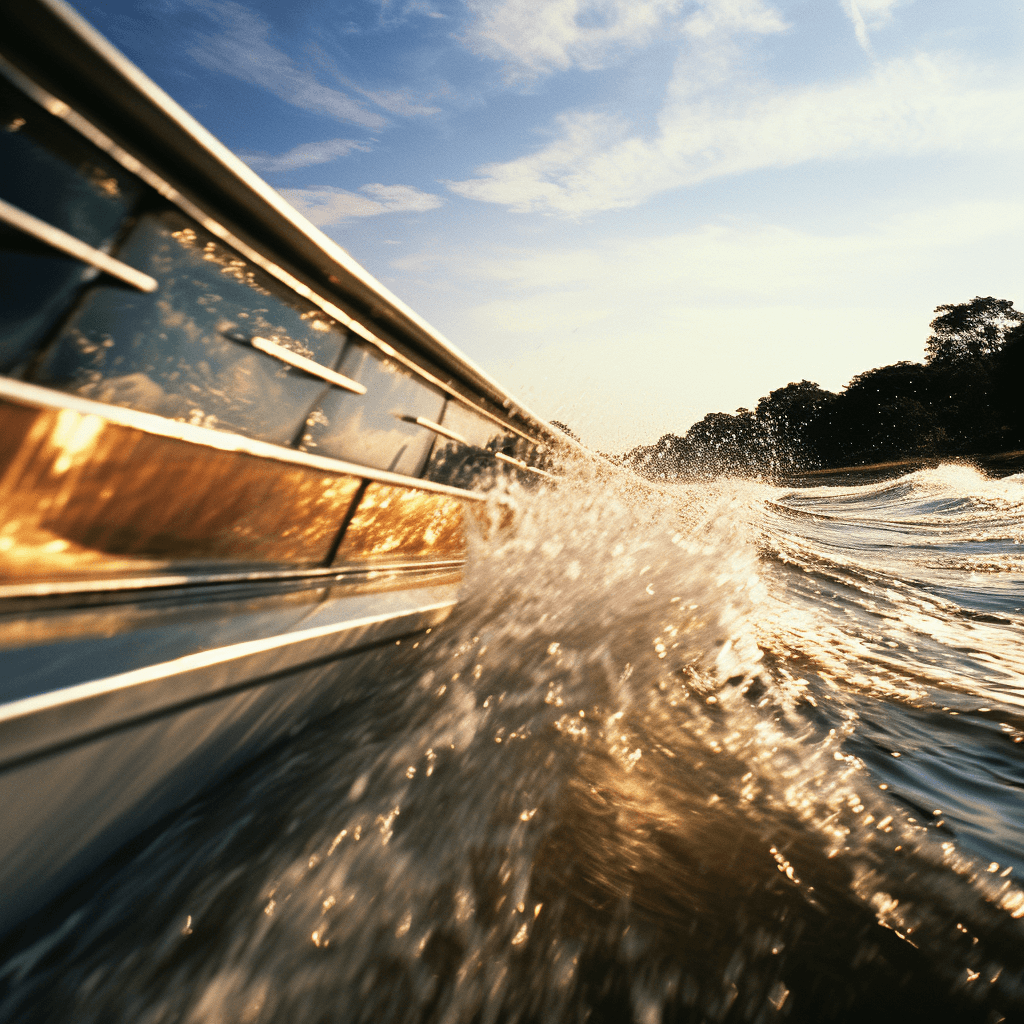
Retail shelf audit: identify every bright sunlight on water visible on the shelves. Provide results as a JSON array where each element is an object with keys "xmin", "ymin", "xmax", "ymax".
[{"xmin": 2, "ymin": 464, "xmax": 1023, "ymax": 1024}]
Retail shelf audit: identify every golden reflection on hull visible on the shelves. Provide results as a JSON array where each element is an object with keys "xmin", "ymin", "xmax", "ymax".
[
  {"xmin": 335, "ymin": 482, "xmax": 467, "ymax": 564},
  {"xmin": 0, "ymin": 399, "xmax": 363, "ymax": 580}
]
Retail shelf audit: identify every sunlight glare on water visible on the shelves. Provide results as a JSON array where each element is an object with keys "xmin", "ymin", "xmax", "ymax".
[{"xmin": 2, "ymin": 464, "xmax": 1024, "ymax": 1023}]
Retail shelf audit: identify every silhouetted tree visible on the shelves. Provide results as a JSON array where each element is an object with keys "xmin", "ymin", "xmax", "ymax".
[
  {"xmin": 622, "ymin": 297, "xmax": 1022, "ymax": 480},
  {"xmin": 925, "ymin": 296, "xmax": 1023, "ymax": 365},
  {"xmin": 755, "ymin": 381, "xmax": 836, "ymax": 469},
  {"xmin": 992, "ymin": 323, "xmax": 1024, "ymax": 447},
  {"xmin": 825, "ymin": 362, "xmax": 946, "ymax": 461},
  {"xmin": 845, "ymin": 361, "xmax": 932, "ymax": 402}
]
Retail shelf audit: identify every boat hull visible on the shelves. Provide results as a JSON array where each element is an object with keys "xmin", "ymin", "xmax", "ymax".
[{"xmin": 0, "ymin": 0, "xmax": 585, "ymax": 943}]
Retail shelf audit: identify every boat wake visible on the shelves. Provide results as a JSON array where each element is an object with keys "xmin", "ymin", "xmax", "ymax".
[{"xmin": 3, "ymin": 464, "xmax": 1024, "ymax": 1023}]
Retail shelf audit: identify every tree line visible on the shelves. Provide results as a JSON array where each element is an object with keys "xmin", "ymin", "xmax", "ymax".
[{"xmin": 621, "ymin": 297, "xmax": 1024, "ymax": 480}]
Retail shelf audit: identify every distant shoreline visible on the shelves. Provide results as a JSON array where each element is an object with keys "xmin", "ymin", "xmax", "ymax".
[{"xmin": 777, "ymin": 449, "xmax": 1024, "ymax": 487}]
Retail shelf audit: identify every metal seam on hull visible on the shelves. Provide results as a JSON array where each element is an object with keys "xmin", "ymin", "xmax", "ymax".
[
  {"xmin": 0, "ymin": 378, "xmax": 487, "ymax": 502},
  {"xmin": 325, "ymin": 478, "xmax": 371, "ymax": 567},
  {"xmin": 0, "ymin": 595, "xmax": 458, "ymax": 768},
  {"xmin": 0, "ymin": 198, "xmax": 158, "ymax": 292}
]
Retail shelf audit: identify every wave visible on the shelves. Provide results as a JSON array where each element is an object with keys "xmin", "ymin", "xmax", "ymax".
[
  {"xmin": 776, "ymin": 464, "xmax": 1024, "ymax": 528},
  {"xmin": 3, "ymin": 465, "xmax": 1024, "ymax": 1023}
]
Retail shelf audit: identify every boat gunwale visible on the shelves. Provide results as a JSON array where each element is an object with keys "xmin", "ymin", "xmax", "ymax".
[
  {"xmin": 0, "ymin": 6, "xmax": 593, "ymax": 462},
  {"xmin": 0, "ymin": 50, "xmax": 552, "ymax": 452}
]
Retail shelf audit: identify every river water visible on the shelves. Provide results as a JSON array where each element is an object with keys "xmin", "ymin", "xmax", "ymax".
[{"xmin": 2, "ymin": 464, "xmax": 1023, "ymax": 1023}]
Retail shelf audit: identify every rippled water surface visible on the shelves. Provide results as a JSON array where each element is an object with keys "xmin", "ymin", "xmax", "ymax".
[{"xmin": 2, "ymin": 464, "xmax": 1024, "ymax": 1023}]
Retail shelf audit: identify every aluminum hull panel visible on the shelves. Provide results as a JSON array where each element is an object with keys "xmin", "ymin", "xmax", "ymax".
[{"xmin": 0, "ymin": 587, "xmax": 456, "ymax": 937}]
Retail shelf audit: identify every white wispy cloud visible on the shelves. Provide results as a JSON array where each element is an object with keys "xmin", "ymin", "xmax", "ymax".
[
  {"xmin": 840, "ymin": 0, "xmax": 905, "ymax": 53},
  {"xmin": 186, "ymin": 0, "xmax": 387, "ymax": 129},
  {"xmin": 447, "ymin": 54, "xmax": 1024, "ymax": 215},
  {"xmin": 239, "ymin": 138, "xmax": 370, "ymax": 173},
  {"xmin": 351, "ymin": 86, "xmax": 442, "ymax": 117},
  {"xmin": 462, "ymin": 0, "xmax": 680, "ymax": 78},
  {"xmin": 375, "ymin": 0, "xmax": 447, "ymax": 23},
  {"xmin": 683, "ymin": 0, "xmax": 787, "ymax": 38},
  {"xmin": 461, "ymin": 0, "xmax": 784, "ymax": 81},
  {"xmin": 426, "ymin": 201, "xmax": 1024, "ymax": 297},
  {"xmin": 279, "ymin": 184, "xmax": 443, "ymax": 225}
]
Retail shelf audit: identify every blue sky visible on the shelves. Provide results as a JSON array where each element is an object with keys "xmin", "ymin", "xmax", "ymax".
[{"xmin": 74, "ymin": 0, "xmax": 1024, "ymax": 449}]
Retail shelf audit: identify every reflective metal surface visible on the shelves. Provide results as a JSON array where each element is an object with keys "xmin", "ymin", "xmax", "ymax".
[
  {"xmin": 0, "ymin": 51, "xmax": 566, "ymax": 468},
  {"xmin": 0, "ymin": 397, "xmax": 363, "ymax": 579},
  {"xmin": 335, "ymin": 482, "xmax": 467, "ymax": 564},
  {"xmin": 0, "ymin": 377, "xmax": 489, "ymax": 499},
  {"xmin": 300, "ymin": 340, "xmax": 445, "ymax": 476},
  {"xmin": 0, "ymin": 197, "xmax": 156, "ymax": 292},
  {"xmin": 401, "ymin": 414, "xmax": 469, "ymax": 446},
  {"xmin": 231, "ymin": 334, "xmax": 366, "ymax": 394},
  {"xmin": 424, "ymin": 399, "xmax": 531, "ymax": 488},
  {"xmin": 0, "ymin": 69, "xmax": 142, "ymax": 371},
  {"xmin": 32, "ymin": 212, "xmax": 351, "ymax": 446},
  {"xmin": 0, "ymin": 597, "xmax": 452, "ymax": 938},
  {"xmin": 0, "ymin": 566, "xmax": 462, "ymax": 697},
  {"xmin": 0, "ymin": 584, "xmax": 331, "ymax": 701},
  {"xmin": 0, "ymin": 13, "xmax": 569, "ymax": 453},
  {"xmin": 442, "ymin": 399, "xmax": 514, "ymax": 450},
  {"xmin": 425, "ymin": 444, "xmax": 497, "ymax": 490},
  {"xmin": 0, "ymin": 584, "xmax": 459, "ymax": 768},
  {"xmin": 0, "ymin": 559, "xmax": 462, "ymax": 602}
]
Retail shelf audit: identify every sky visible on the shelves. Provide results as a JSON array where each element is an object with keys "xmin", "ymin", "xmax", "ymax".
[{"xmin": 72, "ymin": 0, "xmax": 1024, "ymax": 451}]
